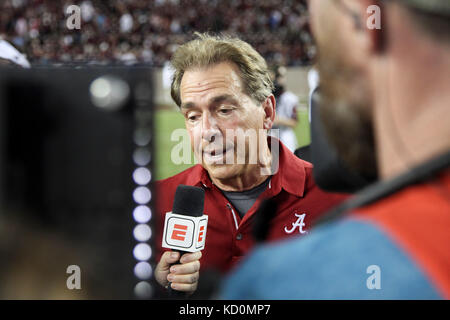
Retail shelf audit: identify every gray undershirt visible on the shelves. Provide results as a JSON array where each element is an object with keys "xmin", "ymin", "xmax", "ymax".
[{"xmin": 221, "ymin": 177, "xmax": 271, "ymax": 218}]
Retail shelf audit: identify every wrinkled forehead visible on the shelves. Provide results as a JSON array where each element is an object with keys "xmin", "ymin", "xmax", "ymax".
[{"xmin": 180, "ymin": 62, "xmax": 245, "ymax": 103}]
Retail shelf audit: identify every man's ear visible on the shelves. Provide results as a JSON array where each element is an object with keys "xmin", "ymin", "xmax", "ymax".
[
  {"xmin": 343, "ymin": 0, "xmax": 383, "ymax": 66},
  {"xmin": 358, "ymin": 0, "xmax": 386, "ymax": 54},
  {"xmin": 262, "ymin": 94, "xmax": 276, "ymax": 130}
]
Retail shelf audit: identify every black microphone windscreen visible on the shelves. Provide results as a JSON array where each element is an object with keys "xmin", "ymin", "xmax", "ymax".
[
  {"xmin": 252, "ymin": 198, "xmax": 278, "ymax": 243},
  {"xmin": 172, "ymin": 185, "xmax": 205, "ymax": 217}
]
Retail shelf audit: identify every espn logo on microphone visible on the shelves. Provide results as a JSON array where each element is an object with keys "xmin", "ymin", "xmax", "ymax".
[{"xmin": 162, "ymin": 212, "xmax": 208, "ymax": 252}]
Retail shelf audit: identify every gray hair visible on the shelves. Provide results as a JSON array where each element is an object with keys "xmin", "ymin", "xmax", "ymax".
[{"xmin": 170, "ymin": 33, "xmax": 274, "ymax": 107}]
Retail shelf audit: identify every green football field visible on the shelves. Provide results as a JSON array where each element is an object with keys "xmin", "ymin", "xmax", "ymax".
[{"xmin": 154, "ymin": 109, "xmax": 311, "ymax": 180}]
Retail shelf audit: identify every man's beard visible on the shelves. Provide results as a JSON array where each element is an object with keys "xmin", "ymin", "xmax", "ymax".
[{"xmin": 316, "ymin": 49, "xmax": 378, "ymax": 181}]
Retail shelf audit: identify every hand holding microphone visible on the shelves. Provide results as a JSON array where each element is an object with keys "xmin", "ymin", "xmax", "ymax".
[
  {"xmin": 155, "ymin": 249, "xmax": 202, "ymax": 294},
  {"xmin": 155, "ymin": 185, "xmax": 207, "ymax": 296}
]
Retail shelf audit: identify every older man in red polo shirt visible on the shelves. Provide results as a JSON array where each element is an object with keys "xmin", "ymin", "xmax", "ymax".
[{"xmin": 154, "ymin": 33, "xmax": 346, "ymax": 295}]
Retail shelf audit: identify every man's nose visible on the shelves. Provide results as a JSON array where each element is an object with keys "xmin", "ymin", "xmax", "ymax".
[{"xmin": 201, "ymin": 113, "xmax": 220, "ymax": 143}]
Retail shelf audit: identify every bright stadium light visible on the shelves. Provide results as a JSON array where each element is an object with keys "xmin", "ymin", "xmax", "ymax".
[
  {"xmin": 133, "ymin": 205, "xmax": 152, "ymax": 224},
  {"xmin": 134, "ymin": 281, "xmax": 153, "ymax": 299},
  {"xmin": 133, "ymin": 186, "xmax": 151, "ymax": 204},
  {"xmin": 133, "ymin": 167, "xmax": 152, "ymax": 185},
  {"xmin": 133, "ymin": 243, "xmax": 152, "ymax": 261},
  {"xmin": 133, "ymin": 224, "xmax": 152, "ymax": 242}
]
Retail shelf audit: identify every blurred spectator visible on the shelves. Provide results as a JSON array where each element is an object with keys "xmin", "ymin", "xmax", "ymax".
[
  {"xmin": 270, "ymin": 65, "xmax": 299, "ymax": 152},
  {"xmin": 0, "ymin": 0, "xmax": 315, "ymax": 67}
]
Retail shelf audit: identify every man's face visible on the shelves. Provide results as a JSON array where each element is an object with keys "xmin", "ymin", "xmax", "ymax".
[
  {"xmin": 308, "ymin": 0, "xmax": 377, "ymax": 179},
  {"xmin": 179, "ymin": 62, "xmax": 268, "ymax": 181}
]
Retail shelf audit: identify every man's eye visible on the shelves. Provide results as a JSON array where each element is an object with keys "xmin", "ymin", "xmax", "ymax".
[
  {"xmin": 187, "ymin": 114, "xmax": 200, "ymax": 121},
  {"xmin": 219, "ymin": 108, "xmax": 233, "ymax": 115}
]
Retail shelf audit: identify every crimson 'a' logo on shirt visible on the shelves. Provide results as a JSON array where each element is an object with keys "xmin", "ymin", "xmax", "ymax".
[{"xmin": 284, "ymin": 212, "xmax": 307, "ymax": 234}]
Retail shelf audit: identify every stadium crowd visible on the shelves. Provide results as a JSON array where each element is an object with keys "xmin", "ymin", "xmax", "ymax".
[{"xmin": 0, "ymin": 0, "xmax": 314, "ymax": 66}]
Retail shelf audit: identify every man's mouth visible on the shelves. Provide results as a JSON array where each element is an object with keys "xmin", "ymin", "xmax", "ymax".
[
  {"xmin": 203, "ymin": 146, "xmax": 233, "ymax": 163},
  {"xmin": 209, "ymin": 149, "xmax": 223, "ymax": 156}
]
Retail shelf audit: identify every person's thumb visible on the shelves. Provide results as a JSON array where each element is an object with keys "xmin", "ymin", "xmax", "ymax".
[
  {"xmin": 155, "ymin": 251, "xmax": 180, "ymax": 287},
  {"xmin": 159, "ymin": 251, "xmax": 180, "ymax": 271}
]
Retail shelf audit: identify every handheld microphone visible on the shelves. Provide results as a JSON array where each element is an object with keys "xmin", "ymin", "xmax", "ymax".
[{"xmin": 161, "ymin": 185, "xmax": 207, "ymax": 295}]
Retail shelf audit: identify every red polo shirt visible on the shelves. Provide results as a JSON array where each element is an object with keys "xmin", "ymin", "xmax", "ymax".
[{"xmin": 156, "ymin": 140, "xmax": 347, "ymax": 273}]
